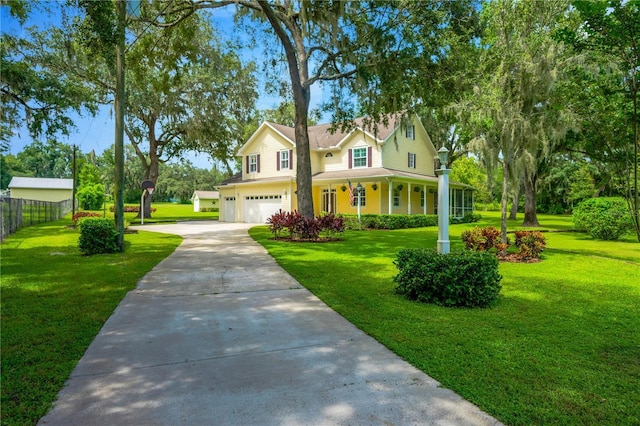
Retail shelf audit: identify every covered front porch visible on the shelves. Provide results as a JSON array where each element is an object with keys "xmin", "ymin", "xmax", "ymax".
[{"xmin": 311, "ymin": 168, "xmax": 474, "ymax": 218}]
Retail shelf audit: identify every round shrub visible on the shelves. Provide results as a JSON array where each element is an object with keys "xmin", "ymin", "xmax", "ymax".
[
  {"xmin": 78, "ymin": 217, "xmax": 118, "ymax": 255},
  {"xmin": 76, "ymin": 183, "xmax": 105, "ymax": 210},
  {"xmin": 573, "ymin": 198, "xmax": 633, "ymax": 240},
  {"xmin": 393, "ymin": 248, "xmax": 502, "ymax": 308}
]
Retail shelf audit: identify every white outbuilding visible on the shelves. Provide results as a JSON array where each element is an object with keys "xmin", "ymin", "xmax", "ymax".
[
  {"xmin": 8, "ymin": 177, "xmax": 73, "ymax": 202},
  {"xmin": 191, "ymin": 190, "xmax": 219, "ymax": 212}
]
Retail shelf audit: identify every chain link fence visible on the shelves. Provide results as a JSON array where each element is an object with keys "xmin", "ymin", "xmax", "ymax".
[{"xmin": 0, "ymin": 198, "xmax": 72, "ymax": 241}]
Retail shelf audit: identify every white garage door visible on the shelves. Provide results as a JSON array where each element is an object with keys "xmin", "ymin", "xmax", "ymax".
[
  {"xmin": 244, "ymin": 195, "xmax": 282, "ymax": 223},
  {"xmin": 223, "ymin": 197, "xmax": 236, "ymax": 222}
]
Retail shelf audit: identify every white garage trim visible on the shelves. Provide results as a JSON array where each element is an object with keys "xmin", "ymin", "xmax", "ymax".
[{"xmin": 243, "ymin": 195, "xmax": 282, "ymax": 223}]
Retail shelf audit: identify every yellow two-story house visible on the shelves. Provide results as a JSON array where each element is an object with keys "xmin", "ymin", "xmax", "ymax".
[{"xmin": 218, "ymin": 115, "xmax": 474, "ymax": 223}]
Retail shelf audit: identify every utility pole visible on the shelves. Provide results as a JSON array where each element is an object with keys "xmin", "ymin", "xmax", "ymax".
[{"xmin": 114, "ymin": 0, "xmax": 126, "ymax": 251}]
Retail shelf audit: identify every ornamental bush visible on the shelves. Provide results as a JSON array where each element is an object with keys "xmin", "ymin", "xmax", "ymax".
[
  {"xmin": 72, "ymin": 211, "xmax": 101, "ymax": 224},
  {"xmin": 78, "ymin": 218, "xmax": 118, "ymax": 255},
  {"xmin": 513, "ymin": 230, "xmax": 546, "ymax": 261},
  {"xmin": 461, "ymin": 226, "xmax": 501, "ymax": 252},
  {"xmin": 76, "ymin": 183, "xmax": 105, "ymax": 210},
  {"xmin": 573, "ymin": 198, "xmax": 633, "ymax": 240},
  {"xmin": 394, "ymin": 248, "xmax": 502, "ymax": 308},
  {"xmin": 266, "ymin": 210, "xmax": 345, "ymax": 241}
]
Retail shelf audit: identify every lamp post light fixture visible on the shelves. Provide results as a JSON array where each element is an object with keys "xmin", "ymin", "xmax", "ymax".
[
  {"xmin": 356, "ymin": 182, "xmax": 363, "ymax": 223},
  {"xmin": 436, "ymin": 147, "xmax": 450, "ymax": 254}
]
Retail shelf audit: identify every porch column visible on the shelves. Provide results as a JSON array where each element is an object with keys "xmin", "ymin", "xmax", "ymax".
[
  {"xmin": 461, "ymin": 189, "xmax": 465, "ymax": 217},
  {"xmin": 328, "ymin": 184, "xmax": 332, "ymax": 213},
  {"xmin": 472, "ymin": 190, "xmax": 475, "ymax": 213},
  {"xmin": 388, "ymin": 179, "xmax": 393, "ymax": 214},
  {"xmin": 408, "ymin": 183, "xmax": 412, "ymax": 215},
  {"xmin": 423, "ymin": 184, "xmax": 427, "ymax": 214}
]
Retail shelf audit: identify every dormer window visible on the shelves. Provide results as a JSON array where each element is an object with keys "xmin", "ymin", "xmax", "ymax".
[
  {"xmin": 325, "ymin": 152, "xmax": 333, "ymax": 157},
  {"xmin": 352, "ymin": 147, "xmax": 368, "ymax": 168},
  {"xmin": 406, "ymin": 125, "xmax": 415, "ymax": 140}
]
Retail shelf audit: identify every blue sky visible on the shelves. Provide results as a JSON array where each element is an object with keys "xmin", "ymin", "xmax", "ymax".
[{"xmin": 1, "ymin": 2, "xmax": 329, "ymax": 169}]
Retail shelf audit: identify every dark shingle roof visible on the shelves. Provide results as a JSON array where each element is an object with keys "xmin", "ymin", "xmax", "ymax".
[{"xmin": 265, "ymin": 115, "xmax": 401, "ymax": 150}]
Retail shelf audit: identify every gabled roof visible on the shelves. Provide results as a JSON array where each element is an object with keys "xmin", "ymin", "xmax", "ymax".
[
  {"xmin": 239, "ymin": 115, "xmax": 405, "ymax": 154},
  {"xmin": 192, "ymin": 190, "xmax": 219, "ymax": 199},
  {"xmin": 8, "ymin": 177, "xmax": 73, "ymax": 190}
]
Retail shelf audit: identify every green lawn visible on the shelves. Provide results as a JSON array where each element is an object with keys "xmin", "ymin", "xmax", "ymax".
[
  {"xmin": 94, "ymin": 202, "xmax": 219, "ymax": 224},
  {"xmin": 250, "ymin": 212, "xmax": 640, "ymax": 426},
  {"xmin": 0, "ymin": 219, "xmax": 182, "ymax": 426}
]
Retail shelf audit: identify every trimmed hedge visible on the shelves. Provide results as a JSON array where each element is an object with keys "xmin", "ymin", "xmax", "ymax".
[
  {"xmin": 342, "ymin": 212, "xmax": 480, "ymax": 230},
  {"xmin": 78, "ymin": 218, "xmax": 118, "ymax": 256},
  {"xmin": 394, "ymin": 248, "xmax": 502, "ymax": 308}
]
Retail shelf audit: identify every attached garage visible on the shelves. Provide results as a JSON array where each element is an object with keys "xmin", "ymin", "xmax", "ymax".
[
  {"xmin": 243, "ymin": 195, "xmax": 282, "ymax": 223},
  {"xmin": 222, "ymin": 196, "xmax": 236, "ymax": 222}
]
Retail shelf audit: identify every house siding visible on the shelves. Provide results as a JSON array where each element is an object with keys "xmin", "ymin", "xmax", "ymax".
[
  {"xmin": 10, "ymin": 188, "xmax": 72, "ymax": 203},
  {"xmin": 381, "ymin": 116, "xmax": 435, "ymax": 175},
  {"xmin": 332, "ymin": 132, "xmax": 381, "ymax": 172},
  {"xmin": 242, "ymin": 127, "xmax": 295, "ymax": 181}
]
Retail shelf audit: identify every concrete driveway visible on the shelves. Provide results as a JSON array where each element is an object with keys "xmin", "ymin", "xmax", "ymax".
[{"xmin": 39, "ymin": 221, "xmax": 501, "ymax": 426}]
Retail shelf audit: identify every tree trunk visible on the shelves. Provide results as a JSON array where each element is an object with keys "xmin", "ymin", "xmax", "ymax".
[
  {"xmin": 293, "ymin": 98, "xmax": 314, "ymax": 218},
  {"xmin": 500, "ymin": 160, "xmax": 509, "ymax": 245},
  {"xmin": 522, "ymin": 170, "xmax": 540, "ymax": 227},
  {"xmin": 260, "ymin": 2, "xmax": 314, "ymax": 218},
  {"xmin": 509, "ymin": 184, "xmax": 519, "ymax": 220}
]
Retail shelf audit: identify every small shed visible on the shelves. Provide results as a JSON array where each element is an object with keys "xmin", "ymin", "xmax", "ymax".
[
  {"xmin": 8, "ymin": 177, "xmax": 73, "ymax": 202},
  {"xmin": 191, "ymin": 190, "xmax": 219, "ymax": 212}
]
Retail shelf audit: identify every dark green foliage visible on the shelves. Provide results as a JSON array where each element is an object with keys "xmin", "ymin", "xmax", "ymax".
[
  {"xmin": 450, "ymin": 212, "xmax": 482, "ymax": 224},
  {"xmin": 76, "ymin": 183, "xmax": 105, "ymax": 210},
  {"xmin": 342, "ymin": 214, "xmax": 439, "ymax": 230},
  {"xmin": 573, "ymin": 198, "xmax": 634, "ymax": 240},
  {"xmin": 394, "ymin": 248, "xmax": 502, "ymax": 308},
  {"xmin": 78, "ymin": 217, "xmax": 118, "ymax": 255}
]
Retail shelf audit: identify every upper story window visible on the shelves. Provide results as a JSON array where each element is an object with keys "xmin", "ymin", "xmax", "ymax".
[
  {"xmin": 248, "ymin": 154, "xmax": 258, "ymax": 173},
  {"xmin": 279, "ymin": 150, "xmax": 289, "ymax": 170},
  {"xmin": 408, "ymin": 152, "xmax": 416, "ymax": 169},
  {"xmin": 353, "ymin": 147, "xmax": 368, "ymax": 168},
  {"xmin": 406, "ymin": 125, "xmax": 415, "ymax": 140}
]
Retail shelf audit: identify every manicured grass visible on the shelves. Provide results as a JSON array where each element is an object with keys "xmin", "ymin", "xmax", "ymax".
[
  {"xmin": 95, "ymin": 202, "xmax": 219, "ymax": 224},
  {"xmin": 250, "ymin": 212, "xmax": 640, "ymax": 425},
  {"xmin": 0, "ymin": 219, "xmax": 182, "ymax": 426}
]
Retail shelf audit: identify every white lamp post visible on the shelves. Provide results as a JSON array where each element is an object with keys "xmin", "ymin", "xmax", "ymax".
[
  {"xmin": 436, "ymin": 147, "xmax": 450, "ymax": 254},
  {"xmin": 356, "ymin": 182, "xmax": 363, "ymax": 223}
]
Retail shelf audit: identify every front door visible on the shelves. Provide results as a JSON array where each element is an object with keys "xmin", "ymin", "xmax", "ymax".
[{"xmin": 322, "ymin": 189, "xmax": 337, "ymax": 214}]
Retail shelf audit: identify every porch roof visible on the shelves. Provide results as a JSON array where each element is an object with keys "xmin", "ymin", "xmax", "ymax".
[
  {"xmin": 312, "ymin": 168, "xmax": 474, "ymax": 189},
  {"xmin": 312, "ymin": 168, "xmax": 439, "ymax": 184}
]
